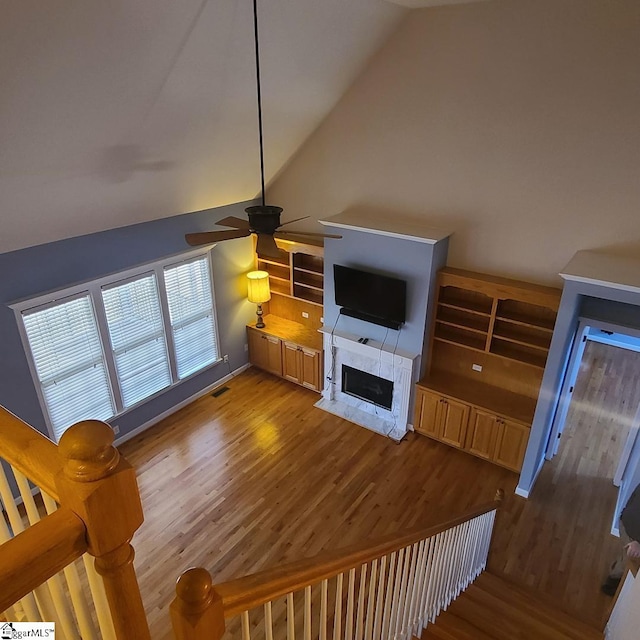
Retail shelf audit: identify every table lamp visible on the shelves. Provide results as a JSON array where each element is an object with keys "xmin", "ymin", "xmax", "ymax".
[{"xmin": 247, "ymin": 270, "xmax": 271, "ymax": 328}]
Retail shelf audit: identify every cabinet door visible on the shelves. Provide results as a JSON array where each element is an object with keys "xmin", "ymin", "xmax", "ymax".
[
  {"xmin": 265, "ymin": 335, "xmax": 283, "ymax": 376},
  {"xmin": 465, "ymin": 409, "xmax": 500, "ymax": 460},
  {"xmin": 282, "ymin": 341, "xmax": 300, "ymax": 383},
  {"xmin": 247, "ymin": 328, "xmax": 269, "ymax": 370},
  {"xmin": 414, "ymin": 389, "xmax": 442, "ymax": 438},
  {"xmin": 439, "ymin": 398, "xmax": 470, "ymax": 449},
  {"xmin": 300, "ymin": 347, "xmax": 321, "ymax": 391},
  {"xmin": 493, "ymin": 418, "xmax": 530, "ymax": 472}
]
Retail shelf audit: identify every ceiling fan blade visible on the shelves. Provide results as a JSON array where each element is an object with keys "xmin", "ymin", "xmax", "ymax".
[
  {"xmin": 215, "ymin": 216, "xmax": 250, "ymax": 229},
  {"xmin": 278, "ymin": 216, "xmax": 310, "ymax": 227},
  {"xmin": 185, "ymin": 229, "xmax": 251, "ymax": 246},
  {"xmin": 276, "ymin": 230, "xmax": 343, "ymax": 239},
  {"xmin": 256, "ymin": 234, "xmax": 283, "ymax": 258}
]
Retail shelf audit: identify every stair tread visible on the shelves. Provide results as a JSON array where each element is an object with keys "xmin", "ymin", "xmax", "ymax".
[
  {"xmin": 421, "ymin": 610, "xmax": 496, "ymax": 640},
  {"xmin": 423, "ymin": 572, "xmax": 602, "ymax": 640},
  {"xmin": 472, "ymin": 573, "xmax": 602, "ymax": 639}
]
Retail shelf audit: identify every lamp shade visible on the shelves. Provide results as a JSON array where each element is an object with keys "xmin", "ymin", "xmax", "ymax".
[{"xmin": 247, "ymin": 270, "xmax": 271, "ymax": 304}]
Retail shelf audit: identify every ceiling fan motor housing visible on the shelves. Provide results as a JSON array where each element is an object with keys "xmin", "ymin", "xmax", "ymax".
[{"xmin": 245, "ymin": 205, "xmax": 283, "ymax": 234}]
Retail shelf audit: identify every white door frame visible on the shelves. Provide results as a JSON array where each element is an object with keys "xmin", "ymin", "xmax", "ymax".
[{"xmin": 545, "ymin": 321, "xmax": 589, "ymax": 460}]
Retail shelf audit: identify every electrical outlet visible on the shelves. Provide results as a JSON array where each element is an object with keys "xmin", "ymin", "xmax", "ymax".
[
  {"xmin": 302, "ymin": 311, "xmax": 309, "ymax": 319},
  {"xmin": 320, "ymin": 317, "xmax": 324, "ymax": 323},
  {"xmin": 223, "ymin": 354, "xmax": 229, "ymax": 363},
  {"xmin": 244, "ymin": 343, "xmax": 248, "ymax": 352},
  {"xmin": 112, "ymin": 425, "xmax": 120, "ymax": 435},
  {"xmin": 472, "ymin": 364, "xmax": 483, "ymax": 372}
]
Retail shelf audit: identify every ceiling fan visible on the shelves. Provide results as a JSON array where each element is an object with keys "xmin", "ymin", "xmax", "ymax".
[{"xmin": 185, "ymin": 0, "xmax": 341, "ymax": 259}]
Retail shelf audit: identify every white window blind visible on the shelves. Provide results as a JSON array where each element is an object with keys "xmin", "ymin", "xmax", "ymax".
[
  {"xmin": 22, "ymin": 295, "xmax": 114, "ymax": 441},
  {"xmin": 102, "ymin": 273, "xmax": 171, "ymax": 408},
  {"xmin": 164, "ymin": 257, "xmax": 218, "ymax": 379}
]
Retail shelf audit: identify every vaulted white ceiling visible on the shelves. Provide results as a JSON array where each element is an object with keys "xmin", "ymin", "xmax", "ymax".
[
  {"xmin": 1, "ymin": 0, "xmax": 411, "ymax": 254},
  {"xmin": 2, "ymin": 1, "xmax": 496, "ymax": 255}
]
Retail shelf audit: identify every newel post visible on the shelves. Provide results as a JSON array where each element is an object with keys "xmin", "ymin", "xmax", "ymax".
[
  {"xmin": 56, "ymin": 420, "xmax": 150, "ymax": 640},
  {"xmin": 170, "ymin": 567, "xmax": 225, "ymax": 640}
]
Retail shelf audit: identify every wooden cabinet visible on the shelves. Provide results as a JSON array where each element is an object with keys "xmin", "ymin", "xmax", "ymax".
[
  {"xmin": 465, "ymin": 409, "xmax": 500, "ymax": 461},
  {"xmin": 282, "ymin": 341, "xmax": 322, "ymax": 391},
  {"xmin": 247, "ymin": 327, "xmax": 282, "ymax": 376},
  {"xmin": 414, "ymin": 386, "xmax": 531, "ymax": 472},
  {"xmin": 247, "ymin": 317, "xmax": 323, "ymax": 392},
  {"xmin": 414, "ymin": 388, "xmax": 470, "ymax": 450},
  {"xmin": 493, "ymin": 417, "xmax": 529, "ymax": 472},
  {"xmin": 414, "ymin": 387, "xmax": 441, "ymax": 438}
]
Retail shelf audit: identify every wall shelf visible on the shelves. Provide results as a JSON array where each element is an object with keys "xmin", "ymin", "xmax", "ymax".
[{"xmin": 256, "ymin": 238, "xmax": 325, "ymax": 306}]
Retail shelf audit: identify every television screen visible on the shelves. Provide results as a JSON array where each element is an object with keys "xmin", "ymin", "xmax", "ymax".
[{"xmin": 334, "ymin": 264, "xmax": 406, "ymax": 329}]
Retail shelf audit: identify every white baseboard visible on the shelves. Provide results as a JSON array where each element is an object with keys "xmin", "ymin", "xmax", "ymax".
[
  {"xmin": 114, "ymin": 363, "xmax": 250, "ymax": 447},
  {"xmin": 515, "ymin": 456, "xmax": 546, "ymax": 499}
]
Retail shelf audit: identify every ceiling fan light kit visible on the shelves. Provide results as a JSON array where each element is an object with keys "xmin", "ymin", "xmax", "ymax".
[{"xmin": 184, "ymin": 0, "xmax": 340, "ymax": 257}]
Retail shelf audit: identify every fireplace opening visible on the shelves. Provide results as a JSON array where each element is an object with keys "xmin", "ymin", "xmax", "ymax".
[{"xmin": 342, "ymin": 365, "xmax": 393, "ymax": 410}]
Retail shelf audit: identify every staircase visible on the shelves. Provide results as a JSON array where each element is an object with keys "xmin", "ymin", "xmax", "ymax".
[{"xmin": 421, "ymin": 572, "xmax": 603, "ymax": 640}]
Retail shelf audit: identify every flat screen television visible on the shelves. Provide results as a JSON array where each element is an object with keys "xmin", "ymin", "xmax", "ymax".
[{"xmin": 334, "ymin": 264, "xmax": 406, "ymax": 330}]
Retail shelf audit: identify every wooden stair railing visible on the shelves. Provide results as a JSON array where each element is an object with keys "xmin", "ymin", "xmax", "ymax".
[
  {"xmin": 0, "ymin": 407, "xmax": 150, "ymax": 639},
  {"xmin": 171, "ymin": 490, "xmax": 504, "ymax": 640}
]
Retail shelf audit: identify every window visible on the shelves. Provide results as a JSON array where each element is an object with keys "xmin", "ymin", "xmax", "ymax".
[
  {"xmin": 22, "ymin": 295, "xmax": 115, "ymax": 441},
  {"xmin": 164, "ymin": 257, "xmax": 218, "ymax": 379},
  {"xmin": 102, "ymin": 273, "xmax": 172, "ymax": 408},
  {"xmin": 14, "ymin": 251, "xmax": 220, "ymax": 441}
]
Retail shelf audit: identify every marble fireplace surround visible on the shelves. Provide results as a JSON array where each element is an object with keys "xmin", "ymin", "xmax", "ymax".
[{"xmin": 315, "ymin": 328, "xmax": 418, "ymax": 441}]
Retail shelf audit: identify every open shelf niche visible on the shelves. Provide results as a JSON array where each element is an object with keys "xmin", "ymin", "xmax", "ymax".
[{"xmin": 255, "ymin": 237, "xmax": 324, "ymax": 306}]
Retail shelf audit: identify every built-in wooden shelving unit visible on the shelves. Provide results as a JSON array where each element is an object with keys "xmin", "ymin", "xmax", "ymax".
[
  {"xmin": 256, "ymin": 238, "xmax": 324, "ymax": 306},
  {"xmin": 415, "ymin": 267, "xmax": 562, "ymax": 473}
]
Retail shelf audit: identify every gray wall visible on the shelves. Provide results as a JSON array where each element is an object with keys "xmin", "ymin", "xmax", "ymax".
[
  {"xmin": 0, "ymin": 201, "xmax": 257, "ymax": 441},
  {"xmin": 518, "ymin": 281, "xmax": 640, "ymax": 495},
  {"xmin": 322, "ymin": 227, "xmax": 449, "ymax": 384}
]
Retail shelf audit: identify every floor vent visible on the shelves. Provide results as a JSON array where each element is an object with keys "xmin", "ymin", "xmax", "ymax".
[{"xmin": 211, "ymin": 386, "xmax": 230, "ymax": 398}]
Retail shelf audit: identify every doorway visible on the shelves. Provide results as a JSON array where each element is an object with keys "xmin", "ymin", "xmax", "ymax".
[{"xmin": 546, "ymin": 323, "xmax": 640, "ymax": 534}]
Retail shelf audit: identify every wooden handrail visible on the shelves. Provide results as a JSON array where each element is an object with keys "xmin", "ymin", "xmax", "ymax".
[
  {"xmin": 0, "ymin": 406, "xmax": 61, "ymax": 500},
  {"xmin": 215, "ymin": 489, "xmax": 504, "ymax": 617},
  {"xmin": 0, "ymin": 507, "xmax": 87, "ymax": 612}
]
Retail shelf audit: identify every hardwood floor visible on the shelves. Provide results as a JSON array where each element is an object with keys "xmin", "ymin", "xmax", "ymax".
[
  {"xmin": 489, "ymin": 340, "xmax": 640, "ymax": 628},
  {"xmin": 119, "ymin": 342, "xmax": 640, "ymax": 637}
]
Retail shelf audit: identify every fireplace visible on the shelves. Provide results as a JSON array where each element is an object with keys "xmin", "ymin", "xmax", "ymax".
[
  {"xmin": 315, "ymin": 328, "xmax": 418, "ymax": 441},
  {"xmin": 342, "ymin": 365, "xmax": 393, "ymax": 410}
]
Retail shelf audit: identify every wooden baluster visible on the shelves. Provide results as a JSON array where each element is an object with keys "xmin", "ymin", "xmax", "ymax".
[
  {"xmin": 363, "ymin": 559, "xmax": 377, "ymax": 640},
  {"xmin": 333, "ymin": 573, "xmax": 344, "ymax": 640},
  {"xmin": 372, "ymin": 555, "xmax": 386, "ymax": 640},
  {"xmin": 345, "ymin": 568, "xmax": 356, "ymax": 640},
  {"xmin": 380, "ymin": 551, "xmax": 396, "ymax": 640},
  {"xmin": 13, "ymin": 469, "xmax": 78, "ymax": 639},
  {"xmin": 241, "ymin": 610, "xmax": 251, "ymax": 640},
  {"xmin": 417, "ymin": 537, "xmax": 435, "ymax": 632},
  {"xmin": 389, "ymin": 547, "xmax": 406, "ymax": 640},
  {"xmin": 319, "ymin": 580, "xmax": 328, "ymax": 640},
  {"xmin": 426, "ymin": 532, "xmax": 444, "ymax": 623},
  {"xmin": 0, "ymin": 496, "xmax": 40, "ymax": 622},
  {"xmin": 56, "ymin": 420, "xmax": 149, "ymax": 640},
  {"xmin": 82, "ymin": 555, "xmax": 116, "ymax": 640},
  {"xmin": 265, "ymin": 601, "xmax": 274, "ymax": 640},
  {"xmin": 354, "ymin": 563, "xmax": 367, "ymax": 640},
  {"xmin": 286, "ymin": 592, "xmax": 295, "ymax": 640},
  {"xmin": 406, "ymin": 540, "xmax": 425, "ymax": 637},
  {"xmin": 170, "ymin": 567, "xmax": 225, "ymax": 640},
  {"xmin": 304, "ymin": 585, "xmax": 312, "ymax": 640},
  {"xmin": 41, "ymin": 492, "xmax": 97, "ymax": 640},
  {"xmin": 0, "ymin": 462, "xmax": 51, "ymax": 622}
]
